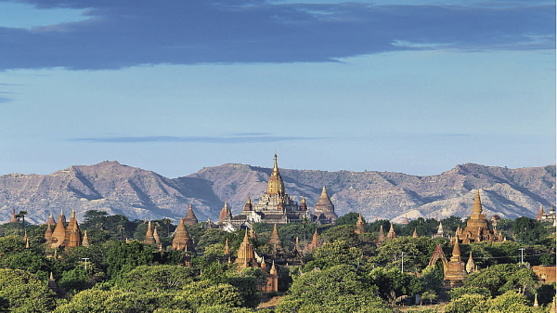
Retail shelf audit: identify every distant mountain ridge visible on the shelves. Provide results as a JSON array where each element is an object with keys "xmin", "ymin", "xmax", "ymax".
[{"xmin": 0, "ymin": 161, "xmax": 554, "ymax": 224}]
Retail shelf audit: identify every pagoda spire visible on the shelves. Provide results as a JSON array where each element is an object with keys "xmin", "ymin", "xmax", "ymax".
[
  {"xmin": 535, "ymin": 204, "xmax": 545, "ymax": 220},
  {"xmin": 184, "ymin": 204, "xmax": 199, "ymax": 225},
  {"xmin": 378, "ymin": 224, "xmax": 385, "ymax": 243},
  {"xmin": 218, "ymin": 202, "xmax": 232, "ymax": 224},
  {"xmin": 293, "ymin": 236, "xmax": 303, "ymax": 257},
  {"xmin": 354, "ymin": 213, "xmax": 366, "ymax": 234},
  {"xmin": 48, "ymin": 272, "xmax": 59, "ymax": 295},
  {"xmin": 10, "ymin": 209, "xmax": 17, "ymax": 223},
  {"xmin": 268, "ymin": 224, "xmax": 284, "ymax": 255},
  {"xmin": 172, "ymin": 218, "xmax": 194, "ymax": 251},
  {"xmin": 144, "ymin": 221, "xmax": 156, "ymax": 245},
  {"xmin": 44, "ymin": 224, "xmax": 53, "ymax": 244},
  {"xmin": 224, "ymin": 238, "xmax": 230, "ymax": 257},
  {"xmin": 386, "ymin": 222, "xmax": 397, "ymax": 239},
  {"xmin": 314, "ymin": 185, "xmax": 337, "ymax": 222},
  {"xmin": 51, "ymin": 210, "xmax": 67, "ymax": 249},
  {"xmin": 451, "ymin": 239, "xmax": 462, "ymax": 262},
  {"xmin": 437, "ymin": 222, "xmax": 444, "ymax": 236},
  {"xmin": 67, "ymin": 209, "xmax": 82, "ymax": 248},
  {"xmin": 472, "ymin": 190, "xmax": 483, "ymax": 215},
  {"xmin": 412, "ymin": 228, "xmax": 418, "ymax": 238},
  {"xmin": 465, "ymin": 251, "xmax": 476, "ymax": 273},
  {"xmin": 306, "ymin": 228, "xmax": 319, "ymax": 251},
  {"xmin": 46, "ymin": 211, "xmax": 56, "ymax": 226},
  {"xmin": 243, "ymin": 197, "xmax": 253, "ymax": 211},
  {"xmin": 153, "ymin": 227, "xmax": 162, "ymax": 250},
  {"xmin": 266, "ymin": 154, "xmax": 285, "ymax": 195},
  {"xmin": 235, "ymin": 230, "xmax": 258, "ymax": 270},
  {"xmin": 82, "ymin": 230, "xmax": 90, "ymax": 247},
  {"xmin": 249, "ymin": 226, "xmax": 257, "ymax": 240}
]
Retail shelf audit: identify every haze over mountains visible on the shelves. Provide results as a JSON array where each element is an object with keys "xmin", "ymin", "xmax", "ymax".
[{"xmin": 0, "ymin": 161, "xmax": 554, "ymax": 224}]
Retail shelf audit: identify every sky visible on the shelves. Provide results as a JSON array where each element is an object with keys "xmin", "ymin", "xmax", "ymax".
[{"xmin": 0, "ymin": 0, "xmax": 555, "ymax": 178}]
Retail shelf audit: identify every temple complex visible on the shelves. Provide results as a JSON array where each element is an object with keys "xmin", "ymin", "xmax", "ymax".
[
  {"xmin": 454, "ymin": 190, "xmax": 503, "ymax": 244},
  {"xmin": 233, "ymin": 230, "xmax": 279, "ymax": 292},
  {"xmin": 48, "ymin": 209, "xmax": 83, "ymax": 250},
  {"xmin": 536, "ymin": 204, "xmax": 556, "ymax": 222},
  {"xmin": 224, "ymin": 155, "xmax": 313, "ymax": 226},
  {"xmin": 443, "ymin": 240, "xmax": 467, "ymax": 288},
  {"xmin": 234, "ymin": 230, "xmax": 261, "ymax": 270}
]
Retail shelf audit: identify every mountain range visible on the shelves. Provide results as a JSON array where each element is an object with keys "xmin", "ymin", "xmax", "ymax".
[{"xmin": 0, "ymin": 161, "xmax": 554, "ymax": 224}]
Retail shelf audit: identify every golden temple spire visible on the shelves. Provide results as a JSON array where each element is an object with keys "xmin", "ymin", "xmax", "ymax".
[
  {"xmin": 243, "ymin": 197, "xmax": 253, "ymax": 211},
  {"xmin": 266, "ymin": 154, "xmax": 285, "ymax": 195},
  {"xmin": 412, "ymin": 228, "xmax": 418, "ymax": 238}
]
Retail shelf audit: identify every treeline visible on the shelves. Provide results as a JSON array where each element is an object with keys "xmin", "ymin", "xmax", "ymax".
[{"xmin": 0, "ymin": 211, "xmax": 554, "ymax": 312}]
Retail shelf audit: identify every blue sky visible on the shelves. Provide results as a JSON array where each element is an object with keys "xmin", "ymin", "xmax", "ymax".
[{"xmin": 0, "ymin": 0, "xmax": 554, "ymax": 178}]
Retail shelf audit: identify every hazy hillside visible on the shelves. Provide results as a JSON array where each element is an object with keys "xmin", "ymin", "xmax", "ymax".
[
  {"xmin": 189, "ymin": 163, "xmax": 556, "ymax": 222},
  {"xmin": 0, "ymin": 161, "xmax": 220, "ymax": 224},
  {"xmin": 0, "ymin": 161, "xmax": 554, "ymax": 224}
]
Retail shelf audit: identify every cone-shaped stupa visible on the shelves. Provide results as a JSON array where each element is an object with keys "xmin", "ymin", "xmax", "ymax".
[
  {"xmin": 144, "ymin": 221, "xmax": 156, "ymax": 245},
  {"xmin": 46, "ymin": 212, "xmax": 56, "ymax": 226},
  {"xmin": 172, "ymin": 218, "xmax": 194, "ymax": 251},
  {"xmin": 314, "ymin": 186, "xmax": 338, "ymax": 223},
  {"xmin": 66, "ymin": 209, "xmax": 82, "ymax": 248},
  {"xmin": 386, "ymin": 222, "xmax": 397, "ymax": 240},
  {"xmin": 51, "ymin": 210, "xmax": 67, "ymax": 249},
  {"xmin": 184, "ymin": 204, "xmax": 198, "ymax": 225},
  {"xmin": 218, "ymin": 202, "xmax": 232, "ymax": 224},
  {"xmin": 82, "ymin": 230, "xmax": 90, "ymax": 247}
]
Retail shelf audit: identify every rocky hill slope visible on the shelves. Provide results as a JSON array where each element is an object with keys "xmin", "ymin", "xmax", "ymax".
[
  {"xmin": 0, "ymin": 161, "xmax": 554, "ymax": 224},
  {"xmin": 191, "ymin": 163, "xmax": 556, "ymax": 222}
]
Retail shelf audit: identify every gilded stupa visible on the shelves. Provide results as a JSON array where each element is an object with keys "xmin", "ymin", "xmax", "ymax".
[{"xmin": 227, "ymin": 155, "xmax": 312, "ymax": 225}]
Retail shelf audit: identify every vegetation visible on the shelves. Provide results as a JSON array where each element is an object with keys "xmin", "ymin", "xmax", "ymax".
[{"xmin": 0, "ymin": 213, "xmax": 554, "ymax": 312}]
